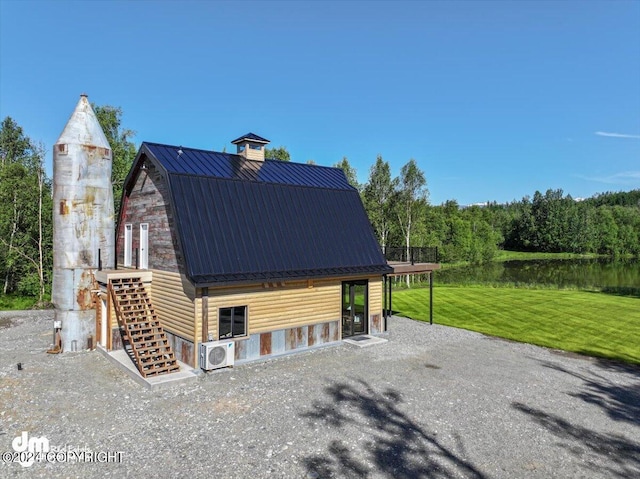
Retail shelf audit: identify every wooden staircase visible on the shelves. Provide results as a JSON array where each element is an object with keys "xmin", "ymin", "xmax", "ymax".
[{"xmin": 108, "ymin": 277, "xmax": 179, "ymax": 377}]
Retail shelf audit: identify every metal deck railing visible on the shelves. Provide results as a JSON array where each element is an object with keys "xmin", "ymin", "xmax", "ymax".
[{"xmin": 383, "ymin": 246, "xmax": 439, "ymax": 264}]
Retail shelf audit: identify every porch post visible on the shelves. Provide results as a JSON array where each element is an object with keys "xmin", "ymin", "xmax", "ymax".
[
  {"xmin": 383, "ymin": 275, "xmax": 387, "ymax": 326},
  {"xmin": 429, "ymin": 271, "xmax": 433, "ymax": 325},
  {"xmin": 106, "ymin": 282, "xmax": 112, "ymax": 350},
  {"xmin": 389, "ymin": 277, "xmax": 392, "ymax": 329}
]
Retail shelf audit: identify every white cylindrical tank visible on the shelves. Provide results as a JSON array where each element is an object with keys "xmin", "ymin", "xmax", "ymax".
[{"xmin": 52, "ymin": 94, "xmax": 114, "ymax": 352}]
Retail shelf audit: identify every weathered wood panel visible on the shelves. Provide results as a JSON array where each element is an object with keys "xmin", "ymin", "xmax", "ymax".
[
  {"xmin": 116, "ymin": 162, "xmax": 184, "ymax": 273},
  {"xmin": 260, "ymin": 332, "xmax": 272, "ymax": 355},
  {"xmin": 149, "ymin": 269, "xmax": 196, "ymax": 339}
]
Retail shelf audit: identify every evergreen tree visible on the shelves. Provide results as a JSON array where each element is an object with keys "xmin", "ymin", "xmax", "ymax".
[{"xmin": 333, "ymin": 157, "xmax": 360, "ymax": 191}]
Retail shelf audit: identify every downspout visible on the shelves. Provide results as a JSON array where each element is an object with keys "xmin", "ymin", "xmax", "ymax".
[
  {"xmin": 194, "ymin": 291, "xmax": 199, "ymax": 368},
  {"xmin": 201, "ymin": 287, "xmax": 209, "ymax": 343}
]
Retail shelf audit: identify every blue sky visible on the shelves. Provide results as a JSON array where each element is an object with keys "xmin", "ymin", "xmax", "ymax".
[{"xmin": 1, "ymin": 0, "xmax": 638, "ymax": 205}]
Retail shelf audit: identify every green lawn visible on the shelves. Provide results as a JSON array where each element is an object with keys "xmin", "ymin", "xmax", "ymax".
[
  {"xmin": 494, "ymin": 250, "xmax": 600, "ymax": 261},
  {"xmin": 393, "ymin": 285, "xmax": 640, "ymax": 365}
]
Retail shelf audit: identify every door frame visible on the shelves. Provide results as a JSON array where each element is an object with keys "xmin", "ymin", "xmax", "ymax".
[
  {"xmin": 124, "ymin": 223, "xmax": 132, "ymax": 267},
  {"xmin": 341, "ymin": 280, "xmax": 368, "ymax": 338},
  {"xmin": 139, "ymin": 223, "xmax": 149, "ymax": 270}
]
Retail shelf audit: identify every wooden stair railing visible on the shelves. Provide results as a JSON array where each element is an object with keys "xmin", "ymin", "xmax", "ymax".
[{"xmin": 108, "ymin": 277, "xmax": 179, "ymax": 377}]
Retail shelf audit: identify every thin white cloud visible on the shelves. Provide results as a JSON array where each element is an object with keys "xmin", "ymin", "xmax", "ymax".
[
  {"xmin": 576, "ymin": 171, "xmax": 640, "ymax": 185},
  {"xmin": 595, "ymin": 131, "xmax": 640, "ymax": 139}
]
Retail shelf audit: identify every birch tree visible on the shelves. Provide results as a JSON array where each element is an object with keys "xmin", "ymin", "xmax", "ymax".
[
  {"xmin": 395, "ymin": 159, "xmax": 428, "ymax": 285},
  {"xmin": 0, "ymin": 118, "xmax": 52, "ymax": 301},
  {"xmin": 363, "ymin": 156, "xmax": 396, "ymax": 251}
]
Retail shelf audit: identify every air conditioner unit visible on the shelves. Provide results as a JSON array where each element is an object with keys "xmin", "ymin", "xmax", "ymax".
[{"xmin": 200, "ymin": 340, "xmax": 235, "ymax": 371}]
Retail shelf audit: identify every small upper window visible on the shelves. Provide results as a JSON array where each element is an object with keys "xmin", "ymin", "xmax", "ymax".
[
  {"xmin": 219, "ymin": 306, "xmax": 247, "ymax": 339},
  {"xmin": 249, "ymin": 144, "xmax": 262, "ymax": 150}
]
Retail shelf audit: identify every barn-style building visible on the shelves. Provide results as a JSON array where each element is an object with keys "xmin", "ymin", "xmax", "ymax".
[{"xmin": 95, "ymin": 133, "xmax": 401, "ymax": 374}]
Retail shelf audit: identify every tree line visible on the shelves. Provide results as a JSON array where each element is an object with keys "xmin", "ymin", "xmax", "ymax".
[
  {"xmin": 0, "ymin": 118, "xmax": 50, "ymax": 301},
  {"xmin": 335, "ymin": 158, "xmax": 640, "ymax": 263},
  {"xmin": 1, "ymin": 111, "xmax": 638, "ymax": 301},
  {"xmin": 0, "ymin": 107, "xmax": 135, "ymax": 302},
  {"xmin": 494, "ymin": 189, "xmax": 640, "ymax": 256}
]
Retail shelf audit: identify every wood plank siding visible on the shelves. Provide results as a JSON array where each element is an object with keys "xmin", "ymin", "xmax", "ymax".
[
  {"xmin": 368, "ymin": 277, "xmax": 383, "ymax": 316},
  {"xmin": 203, "ymin": 275, "xmax": 384, "ymax": 340},
  {"xmin": 149, "ymin": 269, "xmax": 197, "ymax": 340},
  {"xmin": 104, "ymin": 272, "xmax": 384, "ymax": 346}
]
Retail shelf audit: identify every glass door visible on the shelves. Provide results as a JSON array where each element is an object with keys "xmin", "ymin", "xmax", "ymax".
[{"xmin": 342, "ymin": 280, "xmax": 368, "ymax": 338}]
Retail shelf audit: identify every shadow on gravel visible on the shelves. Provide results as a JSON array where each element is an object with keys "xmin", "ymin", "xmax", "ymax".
[
  {"xmin": 300, "ymin": 378, "xmax": 486, "ymax": 479},
  {"xmin": 0, "ymin": 318, "xmax": 14, "ymax": 329},
  {"xmin": 539, "ymin": 360, "xmax": 640, "ymax": 427},
  {"xmin": 512, "ymin": 402, "xmax": 640, "ymax": 479}
]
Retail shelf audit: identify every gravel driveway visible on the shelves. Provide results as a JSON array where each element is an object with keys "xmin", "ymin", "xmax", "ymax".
[{"xmin": 1, "ymin": 309, "xmax": 639, "ymax": 478}]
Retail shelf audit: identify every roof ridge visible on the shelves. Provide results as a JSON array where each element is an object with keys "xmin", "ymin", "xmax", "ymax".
[
  {"xmin": 167, "ymin": 170, "xmax": 356, "ymax": 192},
  {"xmin": 142, "ymin": 141, "xmax": 355, "ymax": 174},
  {"xmin": 141, "ymin": 141, "xmax": 241, "ymax": 157}
]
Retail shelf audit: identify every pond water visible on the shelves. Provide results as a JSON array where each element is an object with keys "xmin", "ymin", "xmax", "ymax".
[{"xmin": 434, "ymin": 258, "xmax": 640, "ymax": 290}]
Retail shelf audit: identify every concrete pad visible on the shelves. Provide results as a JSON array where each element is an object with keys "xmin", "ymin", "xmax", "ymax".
[
  {"xmin": 343, "ymin": 335, "xmax": 388, "ymax": 348},
  {"xmin": 96, "ymin": 345, "xmax": 198, "ymax": 389}
]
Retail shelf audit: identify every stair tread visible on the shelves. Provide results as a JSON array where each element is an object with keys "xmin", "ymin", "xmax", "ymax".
[
  {"xmin": 142, "ymin": 365, "xmax": 180, "ymax": 377},
  {"xmin": 127, "ymin": 322, "xmax": 160, "ymax": 328},
  {"xmin": 126, "ymin": 319, "xmax": 160, "ymax": 326},
  {"xmin": 136, "ymin": 344, "xmax": 172, "ymax": 353},
  {"xmin": 141, "ymin": 359, "xmax": 177, "ymax": 368},
  {"xmin": 134, "ymin": 333, "xmax": 166, "ymax": 340},
  {"xmin": 123, "ymin": 316, "xmax": 156, "ymax": 321},
  {"xmin": 127, "ymin": 326, "xmax": 162, "ymax": 334},
  {"xmin": 131, "ymin": 337, "xmax": 166, "ymax": 344}
]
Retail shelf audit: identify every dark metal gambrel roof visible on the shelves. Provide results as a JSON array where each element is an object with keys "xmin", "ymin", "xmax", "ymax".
[
  {"xmin": 130, "ymin": 142, "xmax": 391, "ymax": 286},
  {"xmin": 144, "ymin": 142, "xmax": 350, "ymax": 189}
]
